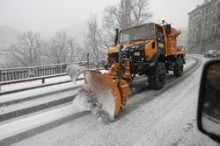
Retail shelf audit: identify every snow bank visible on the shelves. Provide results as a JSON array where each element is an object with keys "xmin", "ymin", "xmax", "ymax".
[
  {"xmin": 0, "ymin": 75, "xmax": 71, "ymax": 93},
  {"xmin": 0, "ymin": 104, "xmax": 82, "ymax": 140}
]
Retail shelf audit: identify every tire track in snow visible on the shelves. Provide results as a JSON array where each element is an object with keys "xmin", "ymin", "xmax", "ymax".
[{"xmin": 114, "ymin": 56, "xmax": 201, "ymax": 121}]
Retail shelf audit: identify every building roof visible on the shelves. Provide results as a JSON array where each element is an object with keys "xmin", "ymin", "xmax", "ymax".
[{"xmin": 188, "ymin": 0, "xmax": 212, "ymax": 15}]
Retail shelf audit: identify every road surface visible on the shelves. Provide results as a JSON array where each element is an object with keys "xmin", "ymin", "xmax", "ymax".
[{"xmin": 0, "ymin": 55, "xmax": 218, "ymax": 146}]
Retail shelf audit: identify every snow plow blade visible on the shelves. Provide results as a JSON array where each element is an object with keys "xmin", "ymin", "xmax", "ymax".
[
  {"xmin": 83, "ymin": 72, "xmax": 121, "ymax": 117},
  {"xmin": 67, "ymin": 64, "xmax": 122, "ymax": 118}
]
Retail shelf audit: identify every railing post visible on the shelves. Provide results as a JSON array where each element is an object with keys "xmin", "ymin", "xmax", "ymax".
[
  {"xmin": 87, "ymin": 53, "xmax": 89, "ymax": 68},
  {"xmin": 42, "ymin": 78, "xmax": 45, "ymax": 84},
  {"xmin": 13, "ymin": 71, "xmax": 16, "ymax": 80},
  {"xmin": 0, "ymin": 70, "xmax": 1, "ymax": 82},
  {"xmin": 64, "ymin": 64, "xmax": 67, "ymax": 73},
  {"xmin": 7, "ymin": 72, "xmax": 9, "ymax": 81},
  {"xmin": 95, "ymin": 62, "xmax": 98, "ymax": 69}
]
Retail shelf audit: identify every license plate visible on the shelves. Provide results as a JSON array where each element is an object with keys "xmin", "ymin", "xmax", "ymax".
[{"xmin": 134, "ymin": 52, "xmax": 140, "ymax": 56}]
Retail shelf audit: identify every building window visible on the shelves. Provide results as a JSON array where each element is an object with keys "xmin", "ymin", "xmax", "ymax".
[
  {"xmin": 206, "ymin": 7, "xmax": 211, "ymax": 13},
  {"xmin": 218, "ymin": 15, "xmax": 220, "ymax": 22},
  {"xmin": 218, "ymin": 3, "xmax": 220, "ymax": 12},
  {"xmin": 216, "ymin": 36, "xmax": 219, "ymax": 41}
]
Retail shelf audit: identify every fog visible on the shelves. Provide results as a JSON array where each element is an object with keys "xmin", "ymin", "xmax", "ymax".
[{"xmin": 0, "ymin": 0, "xmax": 204, "ymax": 38}]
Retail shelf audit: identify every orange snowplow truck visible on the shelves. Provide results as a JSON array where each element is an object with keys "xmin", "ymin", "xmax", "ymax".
[
  {"xmin": 74, "ymin": 22, "xmax": 186, "ymax": 118},
  {"xmin": 108, "ymin": 22, "xmax": 186, "ymax": 81}
]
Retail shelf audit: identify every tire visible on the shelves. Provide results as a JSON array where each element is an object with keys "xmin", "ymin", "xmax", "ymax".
[
  {"xmin": 148, "ymin": 62, "xmax": 166, "ymax": 90},
  {"xmin": 173, "ymin": 57, "xmax": 184, "ymax": 77}
]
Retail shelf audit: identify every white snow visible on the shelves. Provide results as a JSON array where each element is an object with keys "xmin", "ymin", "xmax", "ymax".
[
  {"xmin": 184, "ymin": 55, "xmax": 196, "ymax": 70},
  {"xmin": 72, "ymin": 93, "xmax": 91, "ymax": 112},
  {"xmin": 0, "ymin": 74, "xmax": 85, "ymax": 93},
  {"xmin": 0, "ymin": 89, "xmax": 78, "ymax": 115},
  {"xmin": 0, "ymin": 104, "xmax": 83, "ymax": 140},
  {"xmin": 0, "ymin": 75, "xmax": 71, "ymax": 92},
  {"xmin": 0, "ymin": 81, "xmax": 83, "ymax": 104},
  {"xmin": 85, "ymin": 72, "xmax": 116, "ymax": 120},
  {"xmin": 0, "ymin": 68, "xmax": 108, "ymax": 140},
  {"xmin": 11, "ymin": 55, "xmax": 218, "ymax": 146},
  {"xmin": 96, "ymin": 90, "xmax": 116, "ymax": 119},
  {"xmin": 0, "ymin": 55, "xmax": 218, "ymax": 146}
]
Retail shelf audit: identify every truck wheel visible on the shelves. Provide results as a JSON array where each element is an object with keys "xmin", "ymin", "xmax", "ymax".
[
  {"xmin": 173, "ymin": 57, "xmax": 183, "ymax": 77},
  {"xmin": 148, "ymin": 62, "xmax": 166, "ymax": 90}
]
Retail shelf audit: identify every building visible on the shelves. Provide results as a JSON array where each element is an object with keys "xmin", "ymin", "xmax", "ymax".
[
  {"xmin": 187, "ymin": 0, "xmax": 220, "ymax": 54},
  {"xmin": 177, "ymin": 29, "xmax": 188, "ymax": 52}
]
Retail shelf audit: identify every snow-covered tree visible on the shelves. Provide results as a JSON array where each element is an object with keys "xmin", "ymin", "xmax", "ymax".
[
  {"xmin": 101, "ymin": 0, "xmax": 152, "ymax": 49},
  {"xmin": 45, "ymin": 31, "xmax": 80, "ymax": 64},
  {"xmin": 85, "ymin": 14, "xmax": 104, "ymax": 60},
  {"xmin": 7, "ymin": 31, "xmax": 44, "ymax": 67}
]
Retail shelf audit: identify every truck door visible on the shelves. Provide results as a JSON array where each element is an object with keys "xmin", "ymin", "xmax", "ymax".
[{"xmin": 156, "ymin": 25, "xmax": 165, "ymax": 55}]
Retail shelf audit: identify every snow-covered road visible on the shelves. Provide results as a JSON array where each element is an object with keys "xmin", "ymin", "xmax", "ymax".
[{"xmin": 1, "ymin": 55, "xmax": 219, "ymax": 146}]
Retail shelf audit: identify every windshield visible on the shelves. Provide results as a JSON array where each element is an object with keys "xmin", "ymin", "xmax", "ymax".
[{"xmin": 119, "ymin": 24, "xmax": 154, "ymax": 44}]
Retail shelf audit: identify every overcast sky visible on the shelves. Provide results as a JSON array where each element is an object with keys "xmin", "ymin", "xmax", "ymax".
[{"xmin": 0, "ymin": 0, "xmax": 204, "ymax": 38}]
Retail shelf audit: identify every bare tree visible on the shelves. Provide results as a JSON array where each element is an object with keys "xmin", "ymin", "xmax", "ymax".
[
  {"xmin": 100, "ymin": 0, "xmax": 152, "ymax": 48},
  {"xmin": 84, "ymin": 0, "xmax": 152, "ymax": 59},
  {"xmin": 103, "ymin": 0, "xmax": 151, "ymax": 29},
  {"xmin": 45, "ymin": 31, "xmax": 79, "ymax": 64},
  {"xmin": 85, "ymin": 14, "xmax": 103, "ymax": 60},
  {"xmin": 130, "ymin": 0, "xmax": 152, "ymax": 26},
  {"xmin": 7, "ymin": 31, "xmax": 44, "ymax": 67}
]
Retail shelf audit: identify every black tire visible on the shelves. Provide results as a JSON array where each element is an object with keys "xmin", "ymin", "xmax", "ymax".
[
  {"xmin": 173, "ymin": 57, "xmax": 184, "ymax": 77},
  {"xmin": 148, "ymin": 62, "xmax": 166, "ymax": 90}
]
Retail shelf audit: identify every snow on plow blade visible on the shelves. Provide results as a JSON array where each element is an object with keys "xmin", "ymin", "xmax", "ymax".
[
  {"xmin": 84, "ymin": 72, "xmax": 121, "ymax": 118},
  {"xmin": 67, "ymin": 64, "xmax": 122, "ymax": 120}
]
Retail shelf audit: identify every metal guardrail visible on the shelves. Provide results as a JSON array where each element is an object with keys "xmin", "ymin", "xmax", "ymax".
[
  {"xmin": 0, "ymin": 64, "xmax": 67, "ymax": 82},
  {"xmin": 0, "ymin": 73, "xmax": 68, "ymax": 91},
  {"xmin": 0, "ymin": 59, "xmax": 107, "ymax": 82}
]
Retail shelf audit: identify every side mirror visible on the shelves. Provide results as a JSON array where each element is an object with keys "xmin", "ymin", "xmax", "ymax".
[
  {"xmin": 151, "ymin": 42, "xmax": 155, "ymax": 49},
  {"xmin": 198, "ymin": 60, "xmax": 220, "ymax": 142}
]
